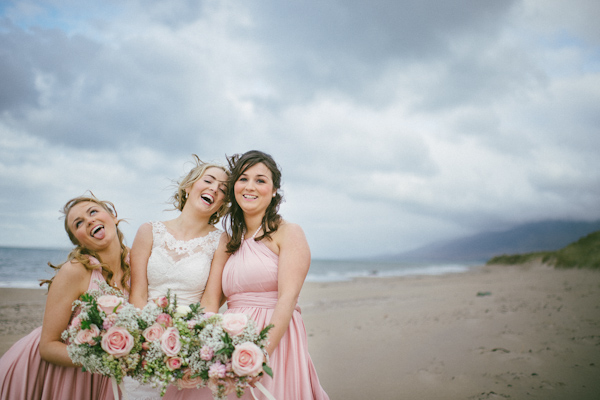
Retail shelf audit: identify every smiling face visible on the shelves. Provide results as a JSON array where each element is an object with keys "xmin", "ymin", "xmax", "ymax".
[
  {"xmin": 66, "ymin": 201, "xmax": 119, "ymax": 251},
  {"xmin": 184, "ymin": 167, "xmax": 228, "ymax": 215},
  {"xmin": 234, "ymin": 162, "xmax": 277, "ymax": 217}
]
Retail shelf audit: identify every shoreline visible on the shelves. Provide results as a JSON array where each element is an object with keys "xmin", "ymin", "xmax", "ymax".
[{"xmin": 2, "ymin": 263, "xmax": 599, "ymax": 399}]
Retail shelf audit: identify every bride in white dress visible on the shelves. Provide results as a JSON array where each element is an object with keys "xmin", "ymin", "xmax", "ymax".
[{"xmin": 125, "ymin": 156, "xmax": 229, "ymax": 400}]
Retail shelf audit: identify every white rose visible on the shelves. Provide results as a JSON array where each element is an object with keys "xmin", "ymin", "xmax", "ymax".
[{"xmin": 174, "ymin": 305, "xmax": 192, "ymax": 318}]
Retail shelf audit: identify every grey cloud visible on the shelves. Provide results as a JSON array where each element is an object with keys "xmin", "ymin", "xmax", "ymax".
[
  {"xmin": 418, "ymin": 48, "xmax": 546, "ymax": 111},
  {"xmin": 1, "ymin": 0, "xmax": 599, "ymax": 258},
  {"xmin": 243, "ymin": 0, "xmax": 518, "ymax": 104},
  {"xmin": 250, "ymin": 0, "xmax": 516, "ymax": 61},
  {"xmin": 125, "ymin": 0, "xmax": 210, "ymax": 29},
  {"xmin": 0, "ymin": 25, "xmax": 222, "ymax": 152},
  {"xmin": 0, "ymin": 23, "xmax": 38, "ymax": 112}
]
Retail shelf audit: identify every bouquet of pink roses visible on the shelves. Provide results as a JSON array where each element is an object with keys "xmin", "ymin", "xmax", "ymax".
[
  {"xmin": 133, "ymin": 291, "xmax": 209, "ymax": 395},
  {"xmin": 133, "ymin": 291, "xmax": 273, "ymax": 399},
  {"xmin": 62, "ymin": 282, "xmax": 143, "ymax": 385},
  {"xmin": 185, "ymin": 312, "xmax": 273, "ymax": 399}
]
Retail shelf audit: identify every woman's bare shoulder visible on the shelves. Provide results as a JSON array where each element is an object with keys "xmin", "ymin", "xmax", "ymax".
[
  {"xmin": 51, "ymin": 259, "xmax": 93, "ymax": 287},
  {"xmin": 272, "ymin": 220, "xmax": 307, "ymax": 246}
]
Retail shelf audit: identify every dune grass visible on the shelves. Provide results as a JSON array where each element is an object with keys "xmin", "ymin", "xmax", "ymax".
[{"xmin": 487, "ymin": 231, "xmax": 600, "ymax": 269}]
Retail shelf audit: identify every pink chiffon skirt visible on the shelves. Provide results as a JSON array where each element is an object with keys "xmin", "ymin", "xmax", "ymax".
[
  {"xmin": 0, "ymin": 326, "xmax": 114, "ymax": 400},
  {"xmin": 224, "ymin": 293, "xmax": 329, "ymax": 400}
]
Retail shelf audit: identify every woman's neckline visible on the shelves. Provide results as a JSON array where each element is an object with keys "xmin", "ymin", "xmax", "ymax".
[{"xmin": 158, "ymin": 220, "xmax": 218, "ymax": 242}]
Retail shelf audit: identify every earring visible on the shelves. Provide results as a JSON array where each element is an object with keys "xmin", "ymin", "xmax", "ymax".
[
  {"xmin": 184, "ymin": 192, "xmax": 189, "ymax": 200},
  {"xmin": 272, "ymin": 192, "xmax": 276, "ymax": 197}
]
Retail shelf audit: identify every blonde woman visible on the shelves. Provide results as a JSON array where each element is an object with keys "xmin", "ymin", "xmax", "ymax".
[
  {"xmin": 0, "ymin": 194, "xmax": 130, "ymax": 399},
  {"xmin": 127, "ymin": 155, "xmax": 228, "ymax": 399}
]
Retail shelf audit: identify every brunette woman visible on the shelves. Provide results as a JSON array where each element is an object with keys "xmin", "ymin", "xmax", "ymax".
[{"xmin": 199, "ymin": 150, "xmax": 329, "ymax": 400}]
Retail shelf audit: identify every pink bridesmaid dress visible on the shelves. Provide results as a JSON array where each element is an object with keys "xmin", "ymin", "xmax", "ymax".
[
  {"xmin": 0, "ymin": 268, "xmax": 115, "ymax": 400},
  {"xmin": 221, "ymin": 232, "xmax": 329, "ymax": 400}
]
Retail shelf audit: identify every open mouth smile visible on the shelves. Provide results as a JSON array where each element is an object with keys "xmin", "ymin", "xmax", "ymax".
[
  {"xmin": 201, "ymin": 194, "xmax": 214, "ymax": 205},
  {"xmin": 91, "ymin": 224, "xmax": 105, "ymax": 239}
]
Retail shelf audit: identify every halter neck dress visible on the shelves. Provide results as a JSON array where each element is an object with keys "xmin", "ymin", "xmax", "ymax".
[
  {"xmin": 221, "ymin": 229, "xmax": 329, "ymax": 400},
  {"xmin": 0, "ymin": 267, "xmax": 116, "ymax": 400}
]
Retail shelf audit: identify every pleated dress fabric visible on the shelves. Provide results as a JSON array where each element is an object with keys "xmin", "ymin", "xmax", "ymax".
[{"xmin": 0, "ymin": 268, "xmax": 115, "ymax": 400}]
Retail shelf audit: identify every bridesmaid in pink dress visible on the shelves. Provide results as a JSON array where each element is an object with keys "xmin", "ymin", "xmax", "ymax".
[
  {"xmin": 0, "ymin": 194, "xmax": 131, "ymax": 400},
  {"xmin": 201, "ymin": 150, "xmax": 329, "ymax": 400}
]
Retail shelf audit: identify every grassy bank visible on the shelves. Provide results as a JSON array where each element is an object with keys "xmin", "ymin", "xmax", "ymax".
[{"xmin": 487, "ymin": 231, "xmax": 600, "ymax": 269}]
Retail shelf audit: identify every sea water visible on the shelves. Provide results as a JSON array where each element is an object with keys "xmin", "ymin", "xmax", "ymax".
[
  {"xmin": 306, "ymin": 259, "xmax": 474, "ymax": 282},
  {"xmin": 0, "ymin": 246, "xmax": 476, "ymax": 288},
  {"xmin": 0, "ymin": 247, "xmax": 70, "ymax": 288}
]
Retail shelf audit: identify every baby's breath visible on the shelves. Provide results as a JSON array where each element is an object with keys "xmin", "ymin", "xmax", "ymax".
[
  {"xmin": 64, "ymin": 288, "xmax": 273, "ymax": 399},
  {"xmin": 62, "ymin": 286, "xmax": 142, "ymax": 384}
]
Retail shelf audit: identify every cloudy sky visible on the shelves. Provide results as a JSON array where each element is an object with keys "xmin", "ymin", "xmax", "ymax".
[{"xmin": 1, "ymin": 0, "xmax": 599, "ymax": 259}]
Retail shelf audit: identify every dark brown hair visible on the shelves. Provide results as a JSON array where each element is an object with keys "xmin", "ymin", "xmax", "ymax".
[
  {"xmin": 40, "ymin": 193, "xmax": 131, "ymax": 292},
  {"xmin": 224, "ymin": 150, "xmax": 283, "ymax": 254}
]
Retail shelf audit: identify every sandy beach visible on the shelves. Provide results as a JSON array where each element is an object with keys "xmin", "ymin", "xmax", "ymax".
[{"xmin": 2, "ymin": 262, "xmax": 599, "ymax": 399}]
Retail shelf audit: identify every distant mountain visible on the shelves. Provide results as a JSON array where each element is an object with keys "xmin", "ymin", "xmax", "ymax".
[{"xmin": 384, "ymin": 220, "xmax": 600, "ymax": 263}]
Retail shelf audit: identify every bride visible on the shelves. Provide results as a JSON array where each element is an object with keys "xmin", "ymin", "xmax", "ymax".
[{"xmin": 126, "ymin": 155, "xmax": 229, "ymax": 399}]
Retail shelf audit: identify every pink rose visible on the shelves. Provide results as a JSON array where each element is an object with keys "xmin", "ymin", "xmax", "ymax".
[
  {"xmin": 203, "ymin": 312, "xmax": 215, "ymax": 319},
  {"xmin": 177, "ymin": 368, "xmax": 203, "ymax": 389},
  {"xmin": 70, "ymin": 316, "xmax": 81, "ymax": 329},
  {"xmin": 222, "ymin": 313, "xmax": 248, "ymax": 336},
  {"xmin": 97, "ymin": 295, "xmax": 124, "ymax": 314},
  {"xmin": 232, "ymin": 342, "xmax": 264, "ymax": 376},
  {"xmin": 142, "ymin": 342, "xmax": 150, "ymax": 350},
  {"xmin": 155, "ymin": 296, "xmax": 168, "ymax": 308},
  {"xmin": 166, "ymin": 356, "xmax": 183, "ymax": 371},
  {"xmin": 101, "ymin": 326, "xmax": 134, "ymax": 357},
  {"xmin": 156, "ymin": 313, "xmax": 173, "ymax": 327},
  {"xmin": 160, "ymin": 327, "xmax": 181, "ymax": 356},
  {"xmin": 74, "ymin": 324, "xmax": 100, "ymax": 345},
  {"xmin": 143, "ymin": 322, "xmax": 165, "ymax": 342}
]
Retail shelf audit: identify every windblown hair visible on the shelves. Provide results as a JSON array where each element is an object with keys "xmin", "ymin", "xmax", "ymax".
[
  {"xmin": 224, "ymin": 150, "xmax": 283, "ymax": 254},
  {"xmin": 169, "ymin": 154, "xmax": 229, "ymax": 225},
  {"xmin": 40, "ymin": 193, "xmax": 131, "ymax": 292}
]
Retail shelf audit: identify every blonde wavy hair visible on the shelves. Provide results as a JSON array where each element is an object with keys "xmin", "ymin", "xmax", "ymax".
[
  {"xmin": 40, "ymin": 193, "xmax": 130, "ymax": 292},
  {"xmin": 169, "ymin": 154, "xmax": 229, "ymax": 225}
]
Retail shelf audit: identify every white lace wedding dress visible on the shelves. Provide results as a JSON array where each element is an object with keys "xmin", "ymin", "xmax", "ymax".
[
  {"xmin": 123, "ymin": 221, "xmax": 222, "ymax": 400},
  {"xmin": 146, "ymin": 221, "xmax": 221, "ymax": 306}
]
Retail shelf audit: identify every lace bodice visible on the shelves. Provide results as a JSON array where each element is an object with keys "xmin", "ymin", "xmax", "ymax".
[{"xmin": 146, "ymin": 221, "xmax": 221, "ymax": 307}]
